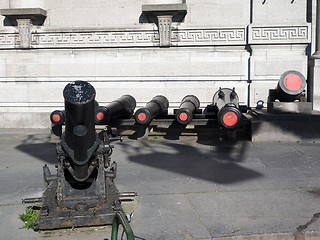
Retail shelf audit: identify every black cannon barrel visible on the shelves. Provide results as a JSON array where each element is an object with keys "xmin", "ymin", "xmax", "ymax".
[
  {"xmin": 95, "ymin": 95, "xmax": 136, "ymax": 124},
  {"xmin": 217, "ymin": 104, "xmax": 242, "ymax": 130},
  {"xmin": 62, "ymin": 81, "xmax": 97, "ymax": 181},
  {"xmin": 50, "ymin": 110, "xmax": 65, "ymax": 125},
  {"xmin": 64, "ymin": 81, "xmax": 96, "ymax": 152},
  {"xmin": 134, "ymin": 95, "xmax": 169, "ymax": 125},
  {"xmin": 276, "ymin": 70, "xmax": 306, "ymax": 102},
  {"xmin": 212, "ymin": 88, "xmax": 242, "ymax": 130},
  {"xmin": 175, "ymin": 95, "xmax": 200, "ymax": 124}
]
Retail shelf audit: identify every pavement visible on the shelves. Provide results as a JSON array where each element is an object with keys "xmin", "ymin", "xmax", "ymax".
[{"xmin": 1, "ymin": 129, "xmax": 320, "ymax": 240}]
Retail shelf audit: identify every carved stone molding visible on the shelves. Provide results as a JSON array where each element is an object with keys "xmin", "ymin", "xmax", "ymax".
[
  {"xmin": 249, "ymin": 25, "xmax": 311, "ymax": 44},
  {"xmin": 17, "ymin": 19, "xmax": 32, "ymax": 48},
  {"xmin": 172, "ymin": 28, "xmax": 246, "ymax": 46},
  {"xmin": 0, "ymin": 8, "xmax": 47, "ymax": 26},
  {"xmin": 0, "ymin": 27, "xmax": 247, "ymax": 49},
  {"xmin": 142, "ymin": 4, "xmax": 187, "ymax": 47},
  {"xmin": 157, "ymin": 15, "xmax": 172, "ymax": 47}
]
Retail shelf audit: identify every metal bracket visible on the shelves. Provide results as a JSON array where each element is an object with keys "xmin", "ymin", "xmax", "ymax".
[{"xmin": 111, "ymin": 211, "xmax": 135, "ymax": 240}]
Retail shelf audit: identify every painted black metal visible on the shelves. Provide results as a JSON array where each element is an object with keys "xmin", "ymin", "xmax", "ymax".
[
  {"xmin": 217, "ymin": 103, "xmax": 243, "ymax": 130},
  {"xmin": 95, "ymin": 95, "xmax": 136, "ymax": 124},
  {"xmin": 64, "ymin": 81, "xmax": 96, "ymax": 152},
  {"xmin": 50, "ymin": 110, "xmax": 64, "ymax": 125},
  {"xmin": 276, "ymin": 70, "xmax": 306, "ymax": 102},
  {"xmin": 175, "ymin": 95, "xmax": 200, "ymax": 124},
  {"xmin": 61, "ymin": 81, "xmax": 98, "ymax": 181},
  {"xmin": 212, "ymin": 88, "xmax": 243, "ymax": 130},
  {"xmin": 134, "ymin": 95, "xmax": 169, "ymax": 125},
  {"xmin": 38, "ymin": 81, "xmax": 124, "ymax": 230}
]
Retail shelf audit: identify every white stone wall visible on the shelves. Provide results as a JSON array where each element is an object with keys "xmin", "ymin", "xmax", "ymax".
[
  {"xmin": 41, "ymin": 0, "xmax": 250, "ymax": 28},
  {"xmin": 0, "ymin": 0, "xmax": 313, "ymax": 128}
]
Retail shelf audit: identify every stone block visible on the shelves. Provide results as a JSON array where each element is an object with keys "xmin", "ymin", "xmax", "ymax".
[
  {"xmin": 0, "ymin": 83, "xmax": 28, "ymax": 102},
  {"xmin": 267, "ymin": 102, "xmax": 313, "ymax": 114},
  {"xmin": 250, "ymin": 81, "xmax": 277, "ymax": 108},
  {"xmin": 9, "ymin": 0, "xmax": 45, "ymax": 9},
  {"xmin": 143, "ymin": 0, "xmax": 184, "ymax": 4},
  {"xmin": 187, "ymin": 0, "xmax": 250, "ymax": 26},
  {"xmin": 253, "ymin": 0, "xmax": 306, "ymax": 24},
  {"xmin": 247, "ymin": 110, "xmax": 320, "ymax": 142},
  {"xmin": 2, "ymin": 112, "xmax": 50, "ymax": 128},
  {"xmin": 250, "ymin": 46, "xmax": 308, "ymax": 81},
  {"xmin": 0, "ymin": 113, "xmax": 3, "ymax": 128},
  {"xmin": 1, "ymin": 48, "xmax": 249, "ymax": 79},
  {"xmin": 308, "ymin": 58, "xmax": 320, "ymax": 111}
]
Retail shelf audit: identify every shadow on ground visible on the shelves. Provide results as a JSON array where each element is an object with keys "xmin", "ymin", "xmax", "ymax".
[
  {"xmin": 15, "ymin": 132, "xmax": 263, "ymax": 185},
  {"xmin": 15, "ymin": 134, "xmax": 57, "ymax": 164},
  {"xmin": 122, "ymin": 139, "xmax": 263, "ymax": 184}
]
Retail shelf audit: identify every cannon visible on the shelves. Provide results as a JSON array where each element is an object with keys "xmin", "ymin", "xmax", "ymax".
[
  {"xmin": 272, "ymin": 70, "xmax": 307, "ymax": 102},
  {"xmin": 267, "ymin": 71, "xmax": 312, "ymax": 113},
  {"xmin": 95, "ymin": 95, "xmax": 136, "ymax": 124},
  {"xmin": 38, "ymin": 81, "xmax": 124, "ymax": 230},
  {"xmin": 134, "ymin": 95, "xmax": 169, "ymax": 125},
  {"xmin": 212, "ymin": 88, "xmax": 242, "ymax": 130},
  {"xmin": 175, "ymin": 95, "xmax": 200, "ymax": 124},
  {"xmin": 50, "ymin": 110, "xmax": 64, "ymax": 125}
]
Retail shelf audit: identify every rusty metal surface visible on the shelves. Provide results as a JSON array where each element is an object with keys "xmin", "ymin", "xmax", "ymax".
[{"xmin": 37, "ymin": 178, "xmax": 120, "ymax": 230}]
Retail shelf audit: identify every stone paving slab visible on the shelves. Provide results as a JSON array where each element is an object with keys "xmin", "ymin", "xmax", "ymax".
[{"xmin": 1, "ymin": 129, "xmax": 320, "ymax": 240}]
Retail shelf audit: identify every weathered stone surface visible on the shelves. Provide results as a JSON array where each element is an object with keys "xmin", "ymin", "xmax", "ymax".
[
  {"xmin": 0, "ymin": 8, "xmax": 47, "ymax": 17},
  {"xmin": 142, "ymin": 3, "xmax": 187, "ymax": 12},
  {"xmin": 0, "ymin": 0, "xmax": 316, "ymax": 127},
  {"xmin": 308, "ymin": 58, "xmax": 320, "ymax": 111}
]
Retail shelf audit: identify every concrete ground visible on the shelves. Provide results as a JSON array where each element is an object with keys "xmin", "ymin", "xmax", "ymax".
[{"xmin": 1, "ymin": 129, "xmax": 320, "ymax": 240}]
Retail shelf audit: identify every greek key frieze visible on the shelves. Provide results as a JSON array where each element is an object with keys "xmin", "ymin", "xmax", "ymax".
[
  {"xmin": 32, "ymin": 31, "xmax": 158, "ymax": 47},
  {"xmin": 0, "ymin": 34, "xmax": 18, "ymax": 46},
  {"xmin": 250, "ymin": 26, "xmax": 310, "ymax": 44},
  {"xmin": 172, "ymin": 29, "xmax": 245, "ymax": 44},
  {"xmin": 0, "ymin": 27, "xmax": 246, "ymax": 48}
]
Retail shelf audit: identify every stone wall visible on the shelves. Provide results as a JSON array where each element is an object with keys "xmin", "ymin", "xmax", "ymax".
[{"xmin": 0, "ymin": 0, "xmax": 313, "ymax": 128}]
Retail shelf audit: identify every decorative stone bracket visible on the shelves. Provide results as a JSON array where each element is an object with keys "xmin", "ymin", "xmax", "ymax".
[
  {"xmin": 0, "ymin": 8, "xmax": 47, "ymax": 49},
  {"xmin": 142, "ymin": 4, "xmax": 187, "ymax": 47},
  {"xmin": 16, "ymin": 18, "xmax": 32, "ymax": 48}
]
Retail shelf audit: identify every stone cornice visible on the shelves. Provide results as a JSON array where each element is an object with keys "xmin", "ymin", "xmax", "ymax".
[
  {"xmin": 0, "ymin": 27, "xmax": 246, "ymax": 49},
  {"xmin": 0, "ymin": 24, "xmax": 311, "ymax": 49}
]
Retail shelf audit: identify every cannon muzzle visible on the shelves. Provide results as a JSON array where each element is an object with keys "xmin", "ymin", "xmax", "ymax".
[
  {"xmin": 134, "ymin": 95, "xmax": 169, "ymax": 125},
  {"xmin": 175, "ymin": 95, "xmax": 200, "ymax": 125},
  {"xmin": 95, "ymin": 95, "xmax": 136, "ymax": 124},
  {"xmin": 212, "ymin": 88, "xmax": 242, "ymax": 130},
  {"xmin": 50, "ymin": 110, "xmax": 65, "ymax": 125},
  {"xmin": 275, "ymin": 70, "xmax": 306, "ymax": 102}
]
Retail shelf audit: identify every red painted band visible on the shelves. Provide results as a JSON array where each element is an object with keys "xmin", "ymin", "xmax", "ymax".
[
  {"xmin": 222, "ymin": 112, "xmax": 238, "ymax": 127},
  {"xmin": 138, "ymin": 113, "xmax": 147, "ymax": 122},
  {"xmin": 283, "ymin": 74, "xmax": 302, "ymax": 91},
  {"xmin": 96, "ymin": 112, "xmax": 104, "ymax": 121},
  {"xmin": 179, "ymin": 112, "xmax": 188, "ymax": 121},
  {"xmin": 52, "ymin": 114, "xmax": 61, "ymax": 122}
]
